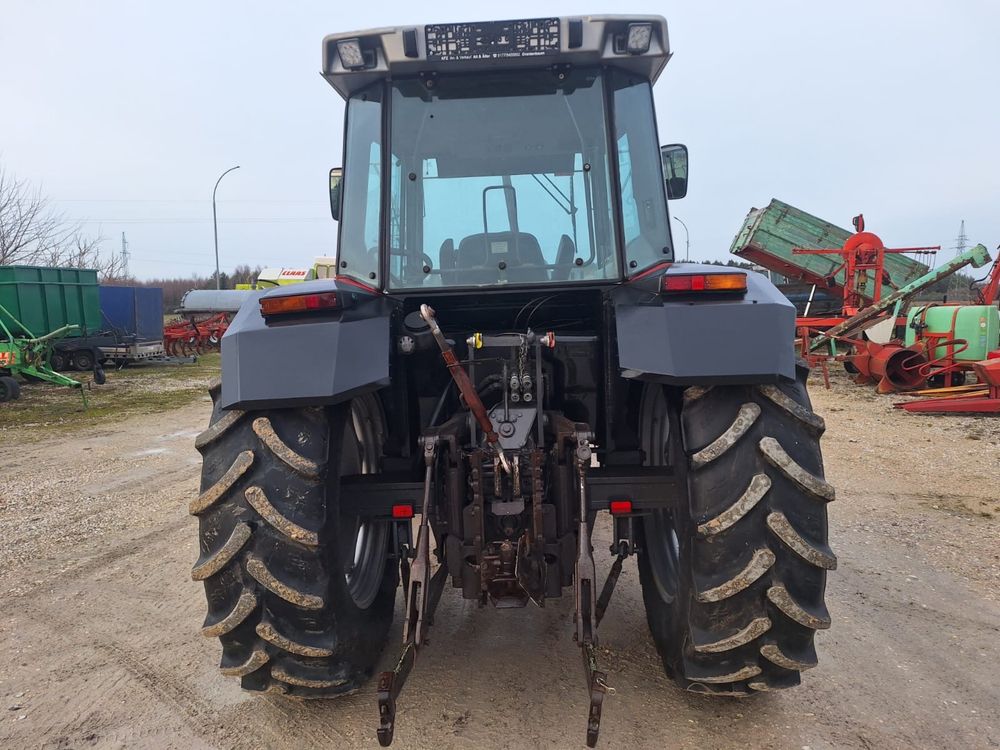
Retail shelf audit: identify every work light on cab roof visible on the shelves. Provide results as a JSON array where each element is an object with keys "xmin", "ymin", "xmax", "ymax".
[{"xmin": 322, "ymin": 16, "xmax": 670, "ymax": 98}]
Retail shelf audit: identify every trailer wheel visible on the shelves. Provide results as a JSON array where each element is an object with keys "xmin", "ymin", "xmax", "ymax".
[
  {"xmin": 50, "ymin": 352, "xmax": 67, "ymax": 372},
  {"xmin": 0, "ymin": 376, "xmax": 21, "ymax": 402},
  {"xmin": 71, "ymin": 349, "xmax": 95, "ymax": 371},
  {"xmin": 637, "ymin": 364, "xmax": 834, "ymax": 695},
  {"xmin": 192, "ymin": 385, "xmax": 397, "ymax": 697}
]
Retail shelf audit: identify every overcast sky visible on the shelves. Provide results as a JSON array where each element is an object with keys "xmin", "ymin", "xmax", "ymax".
[{"xmin": 2, "ymin": 1, "xmax": 998, "ymax": 280}]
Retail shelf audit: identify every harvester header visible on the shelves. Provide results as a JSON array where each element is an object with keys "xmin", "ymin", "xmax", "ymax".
[{"xmin": 321, "ymin": 15, "xmax": 670, "ymax": 98}]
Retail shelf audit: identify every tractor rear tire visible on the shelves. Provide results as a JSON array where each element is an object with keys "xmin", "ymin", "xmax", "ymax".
[
  {"xmin": 192, "ymin": 384, "xmax": 398, "ymax": 697},
  {"xmin": 0, "ymin": 376, "xmax": 20, "ymax": 402},
  {"xmin": 638, "ymin": 364, "xmax": 835, "ymax": 695}
]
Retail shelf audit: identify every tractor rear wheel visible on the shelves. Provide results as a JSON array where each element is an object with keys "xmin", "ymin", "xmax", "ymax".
[
  {"xmin": 0, "ymin": 376, "xmax": 20, "ymax": 402},
  {"xmin": 637, "ymin": 364, "xmax": 835, "ymax": 695},
  {"xmin": 192, "ymin": 385, "xmax": 397, "ymax": 696}
]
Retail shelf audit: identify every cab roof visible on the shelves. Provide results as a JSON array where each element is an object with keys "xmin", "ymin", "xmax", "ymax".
[{"xmin": 321, "ymin": 15, "xmax": 670, "ymax": 100}]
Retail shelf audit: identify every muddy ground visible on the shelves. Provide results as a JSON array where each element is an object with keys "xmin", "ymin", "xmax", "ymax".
[{"xmin": 1, "ymin": 369, "xmax": 998, "ymax": 750}]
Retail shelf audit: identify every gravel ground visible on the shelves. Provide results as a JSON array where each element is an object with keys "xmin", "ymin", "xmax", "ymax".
[
  {"xmin": 817, "ymin": 368, "xmax": 1000, "ymax": 602},
  {"xmin": 0, "ymin": 370, "xmax": 997, "ymax": 749}
]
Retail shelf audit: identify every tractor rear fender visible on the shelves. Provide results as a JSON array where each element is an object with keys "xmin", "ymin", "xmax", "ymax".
[
  {"xmin": 220, "ymin": 280, "xmax": 391, "ymax": 410},
  {"xmin": 612, "ymin": 265, "xmax": 796, "ymax": 385}
]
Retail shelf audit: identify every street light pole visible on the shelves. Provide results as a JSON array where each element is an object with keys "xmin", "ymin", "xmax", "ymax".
[
  {"xmin": 212, "ymin": 165, "xmax": 240, "ymax": 289},
  {"xmin": 672, "ymin": 215, "xmax": 690, "ymax": 261}
]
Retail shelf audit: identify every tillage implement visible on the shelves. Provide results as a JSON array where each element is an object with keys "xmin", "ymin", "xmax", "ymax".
[{"xmin": 190, "ymin": 15, "xmax": 835, "ymax": 746}]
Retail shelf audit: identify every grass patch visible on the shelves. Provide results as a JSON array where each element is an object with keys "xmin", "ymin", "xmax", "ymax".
[{"xmin": 0, "ymin": 353, "xmax": 221, "ymax": 440}]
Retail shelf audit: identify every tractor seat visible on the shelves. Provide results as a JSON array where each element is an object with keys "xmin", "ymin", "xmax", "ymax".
[{"xmin": 456, "ymin": 232, "xmax": 545, "ymax": 283}]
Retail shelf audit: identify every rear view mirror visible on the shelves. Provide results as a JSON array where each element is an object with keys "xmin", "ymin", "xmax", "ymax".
[
  {"xmin": 329, "ymin": 167, "xmax": 343, "ymax": 221},
  {"xmin": 660, "ymin": 144, "xmax": 688, "ymax": 200}
]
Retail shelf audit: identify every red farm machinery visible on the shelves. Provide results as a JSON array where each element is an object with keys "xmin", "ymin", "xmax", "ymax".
[
  {"xmin": 732, "ymin": 201, "xmax": 1000, "ymax": 404},
  {"xmin": 164, "ymin": 313, "xmax": 230, "ymax": 357}
]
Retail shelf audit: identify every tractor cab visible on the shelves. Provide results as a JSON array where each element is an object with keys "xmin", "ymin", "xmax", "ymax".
[{"xmin": 322, "ymin": 16, "xmax": 687, "ymax": 291}]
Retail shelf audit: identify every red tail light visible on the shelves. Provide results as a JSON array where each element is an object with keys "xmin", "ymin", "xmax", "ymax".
[
  {"xmin": 260, "ymin": 292, "xmax": 341, "ymax": 317},
  {"xmin": 609, "ymin": 500, "xmax": 633, "ymax": 516},
  {"xmin": 662, "ymin": 273, "xmax": 747, "ymax": 294},
  {"xmin": 391, "ymin": 504, "xmax": 415, "ymax": 519}
]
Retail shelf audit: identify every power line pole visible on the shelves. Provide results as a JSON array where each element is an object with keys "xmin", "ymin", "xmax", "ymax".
[
  {"xmin": 947, "ymin": 220, "xmax": 969, "ymax": 298},
  {"xmin": 121, "ymin": 232, "xmax": 129, "ymax": 278},
  {"xmin": 953, "ymin": 220, "xmax": 968, "ymax": 260}
]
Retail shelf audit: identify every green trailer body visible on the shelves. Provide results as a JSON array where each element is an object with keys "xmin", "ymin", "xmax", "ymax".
[
  {"xmin": 0, "ymin": 265, "xmax": 101, "ymax": 339},
  {"xmin": 730, "ymin": 199, "xmax": 931, "ymax": 300}
]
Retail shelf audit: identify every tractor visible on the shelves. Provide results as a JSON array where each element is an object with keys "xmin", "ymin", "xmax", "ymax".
[{"xmin": 191, "ymin": 15, "xmax": 834, "ymax": 746}]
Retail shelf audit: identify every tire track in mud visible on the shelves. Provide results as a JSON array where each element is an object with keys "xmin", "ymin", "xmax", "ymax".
[
  {"xmin": 6, "ymin": 514, "xmax": 190, "ymax": 600},
  {"xmin": 8, "ymin": 592, "xmax": 227, "ymax": 749}
]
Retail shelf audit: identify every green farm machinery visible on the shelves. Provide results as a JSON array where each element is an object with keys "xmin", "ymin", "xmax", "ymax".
[{"xmin": 0, "ymin": 303, "xmax": 97, "ymax": 405}]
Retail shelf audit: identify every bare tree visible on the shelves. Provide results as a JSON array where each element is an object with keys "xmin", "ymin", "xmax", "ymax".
[
  {"xmin": 2, "ymin": 165, "xmax": 268, "ymax": 290},
  {"xmin": 231, "ymin": 263, "xmax": 263, "ymax": 286},
  {"xmin": 61, "ymin": 231, "xmax": 132, "ymax": 282},
  {"xmin": 0, "ymin": 165, "xmax": 77, "ymax": 265},
  {"xmin": 0, "ymin": 164, "xmax": 125, "ymax": 280}
]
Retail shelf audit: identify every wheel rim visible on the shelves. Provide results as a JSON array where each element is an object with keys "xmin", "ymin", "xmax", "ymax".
[
  {"xmin": 646, "ymin": 512, "xmax": 680, "ymax": 603},
  {"xmin": 340, "ymin": 398, "xmax": 388, "ymax": 609},
  {"xmin": 640, "ymin": 385, "xmax": 682, "ymax": 604}
]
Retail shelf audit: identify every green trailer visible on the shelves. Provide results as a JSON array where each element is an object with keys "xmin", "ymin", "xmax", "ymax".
[
  {"xmin": 0, "ymin": 265, "xmax": 102, "ymax": 339},
  {"xmin": 730, "ymin": 199, "xmax": 931, "ymax": 300}
]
